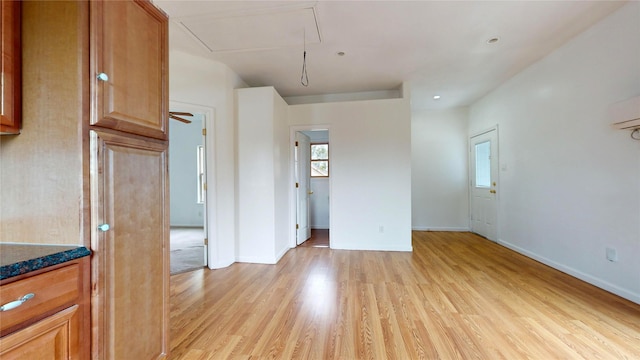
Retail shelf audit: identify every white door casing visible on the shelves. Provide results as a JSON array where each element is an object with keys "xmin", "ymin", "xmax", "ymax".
[
  {"xmin": 200, "ymin": 118, "xmax": 208, "ymax": 267},
  {"xmin": 169, "ymin": 100, "xmax": 218, "ymax": 268},
  {"xmin": 295, "ymin": 132, "xmax": 311, "ymax": 244},
  {"xmin": 470, "ymin": 127, "xmax": 499, "ymax": 241}
]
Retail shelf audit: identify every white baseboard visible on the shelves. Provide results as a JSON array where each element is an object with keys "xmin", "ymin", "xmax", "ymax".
[
  {"xmin": 274, "ymin": 246, "xmax": 290, "ymax": 263},
  {"xmin": 208, "ymin": 258, "xmax": 234, "ymax": 270},
  {"xmin": 332, "ymin": 243, "xmax": 413, "ymax": 252},
  {"xmin": 412, "ymin": 226, "xmax": 470, "ymax": 232},
  {"xmin": 498, "ymin": 239, "xmax": 640, "ymax": 305},
  {"xmin": 236, "ymin": 256, "xmax": 278, "ymax": 265}
]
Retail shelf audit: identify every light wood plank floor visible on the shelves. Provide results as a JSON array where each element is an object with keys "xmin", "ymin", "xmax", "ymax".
[
  {"xmin": 299, "ymin": 229, "xmax": 330, "ymax": 248},
  {"xmin": 169, "ymin": 231, "xmax": 640, "ymax": 359}
]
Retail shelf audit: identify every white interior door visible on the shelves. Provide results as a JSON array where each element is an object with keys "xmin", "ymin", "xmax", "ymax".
[
  {"xmin": 470, "ymin": 128, "xmax": 498, "ymax": 241},
  {"xmin": 295, "ymin": 132, "xmax": 311, "ymax": 244}
]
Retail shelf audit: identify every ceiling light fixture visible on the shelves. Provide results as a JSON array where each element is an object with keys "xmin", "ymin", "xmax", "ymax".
[
  {"xmin": 337, "ymin": 51, "xmax": 345, "ymax": 56},
  {"xmin": 486, "ymin": 37, "xmax": 500, "ymax": 44},
  {"xmin": 433, "ymin": 95, "xmax": 441, "ymax": 100}
]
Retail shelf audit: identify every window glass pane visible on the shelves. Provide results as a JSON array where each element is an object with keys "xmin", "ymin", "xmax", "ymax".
[
  {"xmin": 311, "ymin": 161, "xmax": 328, "ymax": 177},
  {"xmin": 475, "ymin": 141, "xmax": 490, "ymax": 188},
  {"xmin": 311, "ymin": 144, "xmax": 328, "ymax": 160}
]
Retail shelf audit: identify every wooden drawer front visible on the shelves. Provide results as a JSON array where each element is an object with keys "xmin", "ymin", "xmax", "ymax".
[
  {"xmin": 0, "ymin": 264, "xmax": 79, "ymax": 334},
  {"xmin": 0, "ymin": 305, "xmax": 78, "ymax": 360}
]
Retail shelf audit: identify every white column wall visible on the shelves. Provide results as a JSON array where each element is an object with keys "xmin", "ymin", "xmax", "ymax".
[
  {"xmin": 236, "ymin": 87, "xmax": 290, "ymax": 263},
  {"xmin": 273, "ymin": 91, "xmax": 292, "ymax": 260}
]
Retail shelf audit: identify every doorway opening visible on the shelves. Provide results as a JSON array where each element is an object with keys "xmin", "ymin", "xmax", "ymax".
[
  {"xmin": 169, "ymin": 112, "xmax": 207, "ymax": 274},
  {"xmin": 295, "ymin": 129, "xmax": 330, "ymax": 248}
]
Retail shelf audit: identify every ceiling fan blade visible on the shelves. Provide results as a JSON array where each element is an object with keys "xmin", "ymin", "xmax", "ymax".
[
  {"xmin": 170, "ymin": 114, "xmax": 192, "ymax": 124},
  {"xmin": 169, "ymin": 111, "xmax": 194, "ymax": 117}
]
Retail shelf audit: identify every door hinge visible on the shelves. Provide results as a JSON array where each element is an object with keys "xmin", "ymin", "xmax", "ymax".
[
  {"xmin": 204, "ymin": 238, "xmax": 208, "ymax": 246},
  {"xmin": 202, "ymin": 128, "xmax": 206, "ymax": 136},
  {"xmin": 296, "ymin": 182, "xmax": 299, "ymax": 188},
  {"xmin": 203, "ymin": 183, "xmax": 207, "ymax": 191},
  {"xmin": 296, "ymin": 224, "xmax": 299, "ymax": 229},
  {"xmin": 295, "ymin": 141, "xmax": 298, "ymax": 147}
]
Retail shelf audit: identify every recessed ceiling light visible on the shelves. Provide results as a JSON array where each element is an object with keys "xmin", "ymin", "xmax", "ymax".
[
  {"xmin": 337, "ymin": 51, "xmax": 345, "ymax": 56},
  {"xmin": 433, "ymin": 95, "xmax": 441, "ymax": 100},
  {"xmin": 486, "ymin": 37, "xmax": 500, "ymax": 44}
]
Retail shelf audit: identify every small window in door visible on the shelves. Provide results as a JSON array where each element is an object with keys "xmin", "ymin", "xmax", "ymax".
[
  {"xmin": 310, "ymin": 143, "xmax": 329, "ymax": 177},
  {"xmin": 197, "ymin": 145, "xmax": 205, "ymax": 204},
  {"xmin": 475, "ymin": 141, "xmax": 491, "ymax": 188}
]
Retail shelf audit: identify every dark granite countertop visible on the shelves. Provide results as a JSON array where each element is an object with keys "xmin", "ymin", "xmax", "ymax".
[{"xmin": 0, "ymin": 243, "xmax": 91, "ymax": 281}]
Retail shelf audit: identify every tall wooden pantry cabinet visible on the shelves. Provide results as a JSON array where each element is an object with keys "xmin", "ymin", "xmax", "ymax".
[
  {"xmin": 89, "ymin": 1, "xmax": 170, "ymax": 359},
  {"xmin": 1, "ymin": 0, "xmax": 169, "ymax": 357}
]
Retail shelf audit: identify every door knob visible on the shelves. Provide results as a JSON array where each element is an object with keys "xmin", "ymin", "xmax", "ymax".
[
  {"xmin": 489, "ymin": 190, "xmax": 496, "ymax": 194},
  {"xmin": 97, "ymin": 72, "xmax": 109, "ymax": 81},
  {"xmin": 97, "ymin": 223, "xmax": 111, "ymax": 232},
  {"xmin": 308, "ymin": 190, "xmax": 314, "ymax": 195}
]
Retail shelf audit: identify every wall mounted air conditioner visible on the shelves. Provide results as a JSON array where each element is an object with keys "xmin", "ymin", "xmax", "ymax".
[{"xmin": 610, "ymin": 96, "xmax": 640, "ymax": 130}]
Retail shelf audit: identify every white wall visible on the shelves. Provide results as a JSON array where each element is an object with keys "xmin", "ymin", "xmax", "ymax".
[
  {"xmin": 411, "ymin": 108, "xmax": 470, "ymax": 231},
  {"xmin": 169, "ymin": 49, "xmax": 247, "ymax": 269},
  {"xmin": 169, "ymin": 116, "xmax": 204, "ymax": 227},
  {"xmin": 469, "ymin": 2, "xmax": 640, "ymax": 303},
  {"xmin": 289, "ymin": 97, "xmax": 412, "ymax": 251},
  {"xmin": 236, "ymin": 87, "xmax": 290, "ymax": 263}
]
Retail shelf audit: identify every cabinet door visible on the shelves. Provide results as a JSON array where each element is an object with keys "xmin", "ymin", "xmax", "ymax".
[
  {"xmin": 0, "ymin": 0, "xmax": 21, "ymax": 134},
  {"xmin": 90, "ymin": 0, "xmax": 168, "ymax": 140},
  {"xmin": 0, "ymin": 305, "xmax": 79, "ymax": 360},
  {"xmin": 90, "ymin": 130, "xmax": 169, "ymax": 359}
]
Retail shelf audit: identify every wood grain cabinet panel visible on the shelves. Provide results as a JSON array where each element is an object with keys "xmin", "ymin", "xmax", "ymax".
[
  {"xmin": 90, "ymin": 130, "xmax": 169, "ymax": 360},
  {"xmin": 0, "ymin": 265, "xmax": 79, "ymax": 336},
  {"xmin": 90, "ymin": 0, "xmax": 168, "ymax": 140},
  {"xmin": 0, "ymin": 0, "xmax": 21, "ymax": 134},
  {"xmin": 0, "ymin": 258, "xmax": 89, "ymax": 360},
  {"xmin": 0, "ymin": 306, "xmax": 79, "ymax": 360}
]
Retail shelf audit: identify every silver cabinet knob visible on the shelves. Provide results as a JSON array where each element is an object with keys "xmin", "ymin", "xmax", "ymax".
[
  {"xmin": 97, "ymin": 72, "xmax": 109, "ymax": 81},
  {"xmin": 98, "ymin": 224, "xmax": 111, "ymax": 232}
]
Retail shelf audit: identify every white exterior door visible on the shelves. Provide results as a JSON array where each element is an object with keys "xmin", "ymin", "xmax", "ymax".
[
  {"xmin": 295, "ymin": 132, "xmax": 311, "ymax": 244},
  {"xmin": 470, "ymin": 128, "xmax": 498, "ymax": 241}
]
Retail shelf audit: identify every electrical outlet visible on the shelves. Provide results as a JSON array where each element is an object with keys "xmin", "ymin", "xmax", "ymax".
[{"xmin": 606, "ymin": 247, "xmax": 618, "ymax": 262}]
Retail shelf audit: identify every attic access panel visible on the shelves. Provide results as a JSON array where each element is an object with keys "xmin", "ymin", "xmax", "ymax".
[{"xmin": 179, "ymin": 7, "xmax": 321, "ymax": 53}]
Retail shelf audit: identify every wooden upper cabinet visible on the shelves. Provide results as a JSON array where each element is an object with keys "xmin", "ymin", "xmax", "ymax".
[
  {"xmin": 0, "ymin": 0, "xmax": 21, "ymax": 135},
  {"xmin": 90, "ymin": 0, "xmax": 168, "ymax": 140}
]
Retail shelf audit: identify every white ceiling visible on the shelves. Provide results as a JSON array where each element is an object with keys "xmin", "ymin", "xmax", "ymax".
[{"xmin": 154, "ymin": 0, "xmax": 626, "ymax": 110}]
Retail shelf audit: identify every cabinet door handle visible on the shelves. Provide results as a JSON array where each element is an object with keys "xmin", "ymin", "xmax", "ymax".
[
  {"xmin": 0, "ymin": 293, "xmax": 35, "ymax": 312},
  {"xmin": 97, "ymin": 72, "xmax": 109, "ymax": 82},
  {"xmin": 98, "ymin": 223, "xmax": 111, "ymax": 232}
]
